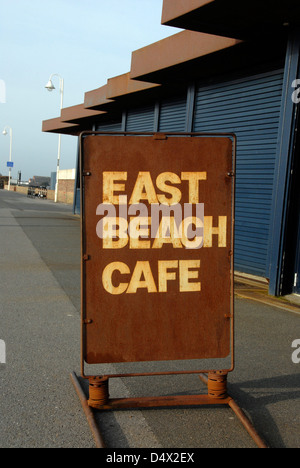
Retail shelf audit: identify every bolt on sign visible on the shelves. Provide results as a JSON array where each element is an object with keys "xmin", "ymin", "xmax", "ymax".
[{"xmin": 81, "ymin": 133, "xmax": 235, "ymax": 366}]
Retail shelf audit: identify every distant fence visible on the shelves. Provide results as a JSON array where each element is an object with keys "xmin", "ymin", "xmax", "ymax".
[{"xmin": 3, "ymin": 185, "xmax": 70, "ymax": 203}]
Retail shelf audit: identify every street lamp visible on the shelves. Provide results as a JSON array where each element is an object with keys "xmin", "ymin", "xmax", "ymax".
[
  {"xmin": 45, "ymin": 73, "xmax": 64, "ymax": 203},
  {"xmin": 2, "ymin": 126, "xmax": 13, "ymax": 192}
]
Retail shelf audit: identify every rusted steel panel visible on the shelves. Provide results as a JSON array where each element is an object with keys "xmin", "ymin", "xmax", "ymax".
[{"xmin": 81, "ymin": 133, "xmax": 235, "ymax": 365}]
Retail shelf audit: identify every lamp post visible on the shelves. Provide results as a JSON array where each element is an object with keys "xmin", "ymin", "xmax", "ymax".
[
  {"xmin": 45, "ymin": 73, "xmax": 64, "ymax": 203},
  {"xmin": 2, "ymin": 126, "xmax": 13, "ymax": 191}
]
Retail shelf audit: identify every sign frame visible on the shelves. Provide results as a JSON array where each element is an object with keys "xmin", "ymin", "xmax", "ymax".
[{"xmin": 79, "ymin": 131, "xmax": 236, "ymax": 379}]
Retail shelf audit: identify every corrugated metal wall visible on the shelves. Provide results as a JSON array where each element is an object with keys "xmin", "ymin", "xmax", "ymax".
[
  {"xmin": 96, "ymin": 121, "xmax": 123, "ymax": 132},
  {"xmin": 193, "ymin": 69, "xmax": 284, "ymax": 277},
  {"xmin": 159, "ymin": 96, "xmax": 187, "ymax": 132},
  {"xmin": 126, "ymin": 105, "xmax": 155, "ymax": 132}
]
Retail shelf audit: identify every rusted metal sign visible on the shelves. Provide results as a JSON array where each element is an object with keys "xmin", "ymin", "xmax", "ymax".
[{"xmin": 81, "ymin": 133, "xmax": 235, "ymax": 366}]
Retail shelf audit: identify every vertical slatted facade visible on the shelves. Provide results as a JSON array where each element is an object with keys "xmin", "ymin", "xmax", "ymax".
[
  {"xmin": 126, "ymin": 105, "xmax": 155, "ymax": 132},
  {"xmin": 96, "ymin": 121, "xmax": 123, "ymax": 132},
  {"xmin": 159, "ymin": 96, "xmax": 187, "ymax": 132},
  {"xmin": 193, "ymin": 69, "xmax": 284, "ymax": 277}
]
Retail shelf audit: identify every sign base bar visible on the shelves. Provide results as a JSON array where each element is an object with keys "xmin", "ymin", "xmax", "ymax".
[{"xmin": 90, "ymin": 394, "xmax": 233, "ymax": 410}]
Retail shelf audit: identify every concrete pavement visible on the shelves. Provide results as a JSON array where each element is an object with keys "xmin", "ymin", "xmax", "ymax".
[{"xmin": 0, "ymin": 190, "xmax": 299, "ymax": 448}]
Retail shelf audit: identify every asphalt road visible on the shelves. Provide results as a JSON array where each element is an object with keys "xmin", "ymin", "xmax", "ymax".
[{"xmin": 0, "ymin": 190, "xmax": 299, "ymax": 448}]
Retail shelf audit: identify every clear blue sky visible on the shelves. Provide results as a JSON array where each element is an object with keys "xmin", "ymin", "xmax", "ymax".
[{"xmin": 0, "ymin": 0, "xmax": 179, "ymax": 181}]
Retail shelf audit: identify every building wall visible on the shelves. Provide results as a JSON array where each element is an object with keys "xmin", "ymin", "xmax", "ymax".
[
  {"xmin": 57, "ymin": 179, "xmax": 75, "ymax": 204},
  {"xmin": 57, "ymin": 169, "xmax": 76, "ymax": 205},
  {"xmin": 193, "ymin": 68, "xmax": 285, "ymax": 278}
]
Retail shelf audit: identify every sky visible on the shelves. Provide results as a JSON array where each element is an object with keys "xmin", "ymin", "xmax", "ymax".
[{"xmin": 0, "ymin": 0, "xmax": 180, "ymax": 181}]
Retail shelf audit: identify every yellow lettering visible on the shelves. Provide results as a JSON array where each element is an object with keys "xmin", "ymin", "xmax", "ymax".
[
  {"xmin": 129, "ymin": 172, "xmax": 158, "ymax": 205},
  {"xmin": 102, "ymin": 217, "xmax": 128, "ymax": 249},
  {"xmin": 103, "ymin": 172, "xmax": 127, "ymax": 204},
  {"xmin": 102, "ymin": 260, "xmax": 202, "ymax": 295},
  {"xmin": 126, "ymin": 261, "xmax": 158, "ymax": 294},
  {"xmin": 102, "ymin": 262, "xmax": 129, "ymax": 295},
  {"xmin": 156, "ymin": 172, "xmax": 182, "ymax": 205},
  {"xmin": 180, "ymin": 216, "xmax": 204, "ymax": 249},
  {"xmin": 181, "ymin": 172, "xmax": 207, "ymax": 204},
  {"xmin": 129, "ymin": 217, "xmax": 151, "ymax": 250},
  {"xmin": 158, "ymin": 261, "xmax": 178, "ymax": 292},
  {"xmin": 152, "ymin": 217, "xmax": 182, "ymax": 249},
  {"xmin": 179, "ymin": 260, "xmax": 201, "ymax": 292},
  {"xmin": 204, "ymin": 216, "xmax": 227, "ymax": 247}
]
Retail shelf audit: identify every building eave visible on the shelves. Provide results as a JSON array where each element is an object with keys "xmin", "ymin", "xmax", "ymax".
[
  {"xmin": 42, "ymin": 117, "xmax": 80, "ymax": 136},
  {"xmin": 130, "ymin": 30, "xmax": 242, "ymax": 83},
  {"xmin": 161, "ymin": 0, "xmax": 300, "ymax": 40},
  {"xmin": 61, "ymin": 104, "xmax": 106, "ymax": 123}
]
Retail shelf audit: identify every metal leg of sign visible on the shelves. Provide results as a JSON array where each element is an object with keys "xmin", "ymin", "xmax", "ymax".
[
  {"xmin": 71, "ymin": 370, "xmax": 268, "ymax": 449},
  {"xmin": 70, "ymin": 372, "xmax": 106, "ymax": 448},
  {"xmin": 199, "ymin": 373, "xmax": 269, "ymax": 449}
]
